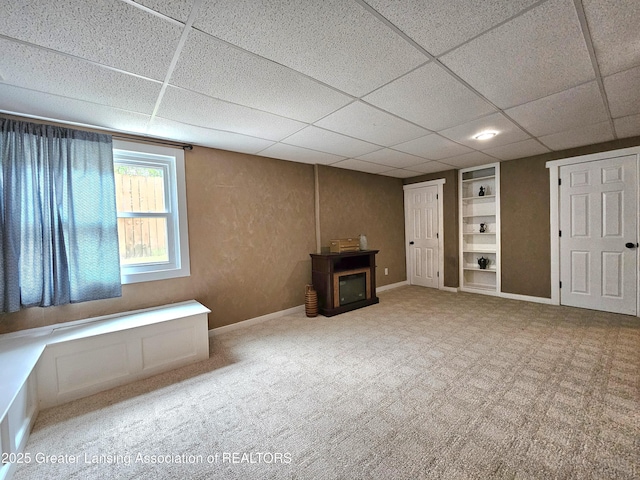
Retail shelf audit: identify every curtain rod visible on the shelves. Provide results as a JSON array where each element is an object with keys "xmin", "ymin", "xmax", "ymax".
[{"xmin": 112, "ymin": 134, "xmax": 193, "ymax": 150}]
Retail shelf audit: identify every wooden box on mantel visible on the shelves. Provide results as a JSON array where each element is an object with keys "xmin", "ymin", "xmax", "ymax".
[{"xmin": 329, "ymin": 238, "xmax": 360, "ymax": 253}]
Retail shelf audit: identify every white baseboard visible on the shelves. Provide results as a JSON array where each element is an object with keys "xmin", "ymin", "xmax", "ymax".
[
  {"xmin": 209, "ymin": 305, "xmax": 305, "ymax": 336},
  {"xmin": 499, "ymin": 292, "xmax": 554, "ymax": 305},
  {"xmin": 377, "ymin": 280, "xmax": 408, "ymax": 292}
]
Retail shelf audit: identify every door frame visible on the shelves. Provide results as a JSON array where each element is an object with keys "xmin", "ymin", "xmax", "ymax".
[
  {"xmin": 546, "ymin": 146, "xmax": 640, "ymax": 314},
  {"xmin": 403, "ymin": 179, "xmax": 446, "ymax": 290}
]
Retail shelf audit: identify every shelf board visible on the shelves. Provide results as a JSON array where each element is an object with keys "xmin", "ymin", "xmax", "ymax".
[
  {"xmin": 463, "ymin": 232, "xmax": 496, "ymax": 235},
  {"xmin": 462, "ymin": 214, "xmax": 496, "ymax": 218},
  {"xmin": 463, "ymin": 282, "xmax": 497, "ymax": 291},
  {"xmin": 463, "ymin": 247, "xmax": 497, "ymax": 253},
  {"xmin": 461, "ymin": 194, "xmax": 496, "ymax": 201},
  {"xmin": 461, "ymin": 175, "xmax": 495, "ymax": 183},
  {"xmin": 463, "ymin": 266, "xmax": 497, "ymax": 272}
]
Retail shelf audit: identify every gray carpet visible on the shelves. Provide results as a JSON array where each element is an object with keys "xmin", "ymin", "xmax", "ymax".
[{"xmin": 14, "ymin": 286, "xmax": 640, "ymax": 479}]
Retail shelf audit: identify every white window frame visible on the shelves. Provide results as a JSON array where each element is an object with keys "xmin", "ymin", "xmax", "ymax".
[{"xmin": 113, "ymin": 140, "xmax": 190, "ymax": 284}]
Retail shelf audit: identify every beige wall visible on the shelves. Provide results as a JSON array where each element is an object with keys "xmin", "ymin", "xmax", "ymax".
[
  {"xmin": 0, "ymin": 119, "xmax": 408, "ymax": 334},
  {"xmin": 403, "ymin": 170, "xmax": 459, "ymax": 288},
  {"xmin": 317, "ymin": 165, "xmax": 406, "ymax": 286}
]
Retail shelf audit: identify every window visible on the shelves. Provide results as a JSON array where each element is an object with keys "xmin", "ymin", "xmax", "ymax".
[{"xmin": 113, "ymin": 140, "xmax": 190, "ymax": 284}]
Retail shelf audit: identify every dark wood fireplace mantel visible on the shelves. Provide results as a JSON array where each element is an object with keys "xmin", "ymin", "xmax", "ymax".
[{"xmin": 310, "ymin": 250, "xmax": 379, "ymax": 316}]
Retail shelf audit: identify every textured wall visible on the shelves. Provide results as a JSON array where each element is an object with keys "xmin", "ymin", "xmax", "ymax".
[
  {"xmin": 403, "ymin": 170, "xmax": 458, "ymax": 288},
  {"xmin": 317, "ymin": 165, "xmax": 406, "ymax": 287},
  {"xmin": 500, "ymin": 157, "xmax": 551, "ymax": 298}
]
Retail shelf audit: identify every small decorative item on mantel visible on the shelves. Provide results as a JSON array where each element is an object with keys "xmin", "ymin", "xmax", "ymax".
[
  {"xmin": 479, "ymin": 223, "xmax": 486, "ymax": 233},
  {"xmin": 305, "ymin": 284, "xmax": 318, "ymax": 317},
  {"xmin": 479, "ymin": 186, "xmax": 485, "ymax": 196},
  {"xmin": 359, "ymin": 233, "xmax": 368, "ymax": 250}
]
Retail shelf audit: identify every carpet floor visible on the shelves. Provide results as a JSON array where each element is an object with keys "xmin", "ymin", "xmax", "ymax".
[{"xmin": 13, "ymin": 286, "xmax": 640, "ymax": 479}]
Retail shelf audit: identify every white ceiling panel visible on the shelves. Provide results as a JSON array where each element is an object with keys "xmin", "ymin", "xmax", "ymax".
[
  {"xmin": 282, "ymin": 126, "xmax": 381, "ymax": 158},
  {"xmin": 0, "ymin": 84, "xmax": 151, "ymax": 135},
  {"xmin": 409, "ymin": 161, "xmax": 457, "ymax": 174},
  {"xmin": 356, "ymin": 149, "xmax": 427, "ymax": 168},
  {"xmin": 171, "ymin": 29, "xmax": 352, "ymax": 123},
  {"xmin": 538, "ymin": 121, "xmax": 614, "ymax": 151},
  {"xmin": 505, "ymin": 81, "xmax": 609, "ymax": 137},
  {"xmin": 382, "ymin": 168, "xmax": 424, "ymax": 178},
  {"xmin": 0, "ymin": 38, "xmax": 161, "ymax": 115},
  {"xmin": 440, "ymin": 152, "xmax": 498, "ymax": 169},
  {"xmin": 149, "ymin": 117, "xmax": 275, "ymax": 154},
  {"xmin": 257, "ymin": 143, "xmax": 345, "ymax": 165},
  {"xmin": 582, "ymin": 0, "xmax": 640, "ymax": 76},
  {"xmin": 482, "ymin": 139, "xmax": 550, "ymax": 160},
  {"xmin": 364, "ymin": 63, "xmax": 494, "ymax": 131},
  {"xmin": 438, "ymin": 112, "xmax": 530, "ymax": 149},
  {"xmin": 613, "ymin": 114, "xmax": 640, "ymax": 139},
  {"xmin": 604, "ymin": 65, "xmax": 640, "ymax": 119},
  {"xmin": 316, "ymin": 102, "xmax": 428, "ymax": 146},
  {"xmin": 440, "ymin": 0, "xmax": 595, "ymax": 109},
  {"xmin": 158, "ymin": 86, "xmax": 307, "ymax": 141},
  {"xmin": 132, "ymin": 0, "xmax": 195, "ymax": 22},
  {"xmin": 0, "ymin": 0, "xmax": 182, "ymax": 81},
  {"xmin": 193, "ymin": 0, "xmax": 427, "ymax": 96},
  {"xmin": 363, "ymin": 0, "xmax": 540, "ymax": 56},
  {"xmin": 330, "ymin": 159, "xmax": 391, "ymax": 174},
  {"xmin": 393, "ymin": 134, "xmax": 474, "ymax": 160}
]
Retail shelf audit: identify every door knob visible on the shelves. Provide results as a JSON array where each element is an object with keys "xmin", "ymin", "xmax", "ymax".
[
  {"xmin": 409, "ymin": 241, "xmax": 415, "ymax": 245},
  {"xmin": 625, "ymin": 242, "xmax": 638, "ymax": 249}
]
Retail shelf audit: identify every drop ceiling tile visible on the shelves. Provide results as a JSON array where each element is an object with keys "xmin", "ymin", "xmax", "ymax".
[
  {"xmin": 149, "ymin": 117, "xmax": 275, "ymax": 154},
  {"xmin": 539, "ymin": 121, "xmax": 614, "ymax": 151},
  {"xmin": 393, "ymin": 134, "xmax": 474, "ymax": 160},
  {"xmin": 613, "ymin": 114, "xmax": 640, "ymax": 139},
  {"xmin": 158, "ymin": 86, "xmax": 306, "ymax": 141},
  {"xmin": 439, "ymin": 152, "xmax": 497, "ymax": 169},
  {"xmin": 0, "ymin": 0, "xmax": 182, "ymax": 80},
  {"xmin": 356, "ymin": 149, "xmax": 426, "ymax": 168},
  {"xmin": 505, "ymin": 81, "xmax": 608, "ymax": 137},
  {"xmin": 0, "ymin": 38, "xmax": 161, "ymax": 115},
  {"xmin": 381, "ymin": 168, "xmax": 423, "ymax": 179},
  {"xmin": 364, "ymin": 63, "xmax": 494, "ymax": 131},
  {"xmin": 482, "ymin": 139, "xmax": 550, "ymax": 160},
  {"xmin": 364, "ymin": 0, "xmax": 540, "ymax": 56},
  {"xmin": 0, "ymin": 84, "xmax": 151, "ymax": 134},
  {"xmin": 257, "ymin": 143, "xmax": 345, "ymax": 165},
  {"xmin": 604, "ymin": 65, "xmax": 640, "ymax": 118},
  {"xmin": 316, "ymin": 102, "xmax": 428, "ymax": 146},
  {"xmin": 132, "ymin": 0, "xmax": 194, "ymax": 22},
  {"xmin": 440, "ymin": 0, "xmax": 594, "ymax": 109},
  {"xmin": 582, "ymin": 0, "xmax": 640, "ymax": 75},
  {"xmin": 282, "ymin": 126, "xmax": 381, "ymax": 158},
  {"xmin": 409, "ymin": 161, "xmax": 457, "ymax": 174},
  {"xmin": 438, "ymin": 112, "xmax": 530, "ymax": 148},
  {"xmin": 193, "ymin": 0, "xmax": 427, "ymax": 96},
  {"xmin": 171, "ymin": 29, "xmax": 352, "ymax": 123},
  {"xmin": 330, "ymin": 159, "xmax": 391, "ymax": 174}
]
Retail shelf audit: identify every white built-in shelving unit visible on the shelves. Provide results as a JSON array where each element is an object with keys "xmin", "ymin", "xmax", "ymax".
[{"xmin": 459, "ymin": 163, "xmax": 500, "ymax": 295}]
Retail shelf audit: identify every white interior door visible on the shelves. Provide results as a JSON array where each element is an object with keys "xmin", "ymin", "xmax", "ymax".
[
  {"xmin": 560, "ymin": 155, "xmax": 638, "ymax": 315},
  {"xmin": 406, "ymin": 185, "xmax": 439, "ymax": 288}
]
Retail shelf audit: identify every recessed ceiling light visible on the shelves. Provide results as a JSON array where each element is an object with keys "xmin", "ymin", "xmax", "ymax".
[{"xmin": 473, "ymin": 130, "xmax": 498, "ymax": 140}]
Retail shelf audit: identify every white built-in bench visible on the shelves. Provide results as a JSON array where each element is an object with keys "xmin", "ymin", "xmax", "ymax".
[{"xmin": 0, "ymin": 300, "xmax": 210, "ymax": 480}]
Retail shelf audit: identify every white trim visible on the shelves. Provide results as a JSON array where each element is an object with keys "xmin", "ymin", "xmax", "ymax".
[
  {"xmin": 403, "ymin": 178, "xmax": 446, "ymax": 290},
  {"xmin": 208, "ymin": 305, "xmax": 305, "ymax": 336},
  {"xmin": 499, "ymin": 292, "xmax": 554, "ymax": 305},
  {"xmin": 547, "ymin": 146, "xmax": 640, "ymax": 314},
  {"xmin": 377, "ymin": 280, "xmax": 409, "ymax": 292},
  {"xmin": 440, "ymin": 286, "xmax": 459, "ymax": 293}
]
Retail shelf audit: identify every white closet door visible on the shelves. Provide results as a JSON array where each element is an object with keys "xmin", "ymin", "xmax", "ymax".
[
  {"xmin": 406, "ymin": 185, "xmax": 439, "ymax": 288},
  {"xmin": 560, "ymin": 155, "xmax": 638, "ymax": 315}
]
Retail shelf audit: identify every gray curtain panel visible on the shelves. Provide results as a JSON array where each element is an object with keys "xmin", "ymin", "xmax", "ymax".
[{"xmin": 0, "ymin": 118, "xmax": 122, "ymax": 313}]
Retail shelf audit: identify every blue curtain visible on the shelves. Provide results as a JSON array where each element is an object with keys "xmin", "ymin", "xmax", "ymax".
[{"xmin": 0, "ymin": 118, "xmax": 122, "ymax": 313}]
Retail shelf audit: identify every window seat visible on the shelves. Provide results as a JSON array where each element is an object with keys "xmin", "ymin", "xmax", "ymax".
[{"xmin": 0, "ymin": 300, "xmax": 210, "ymax": 480}]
